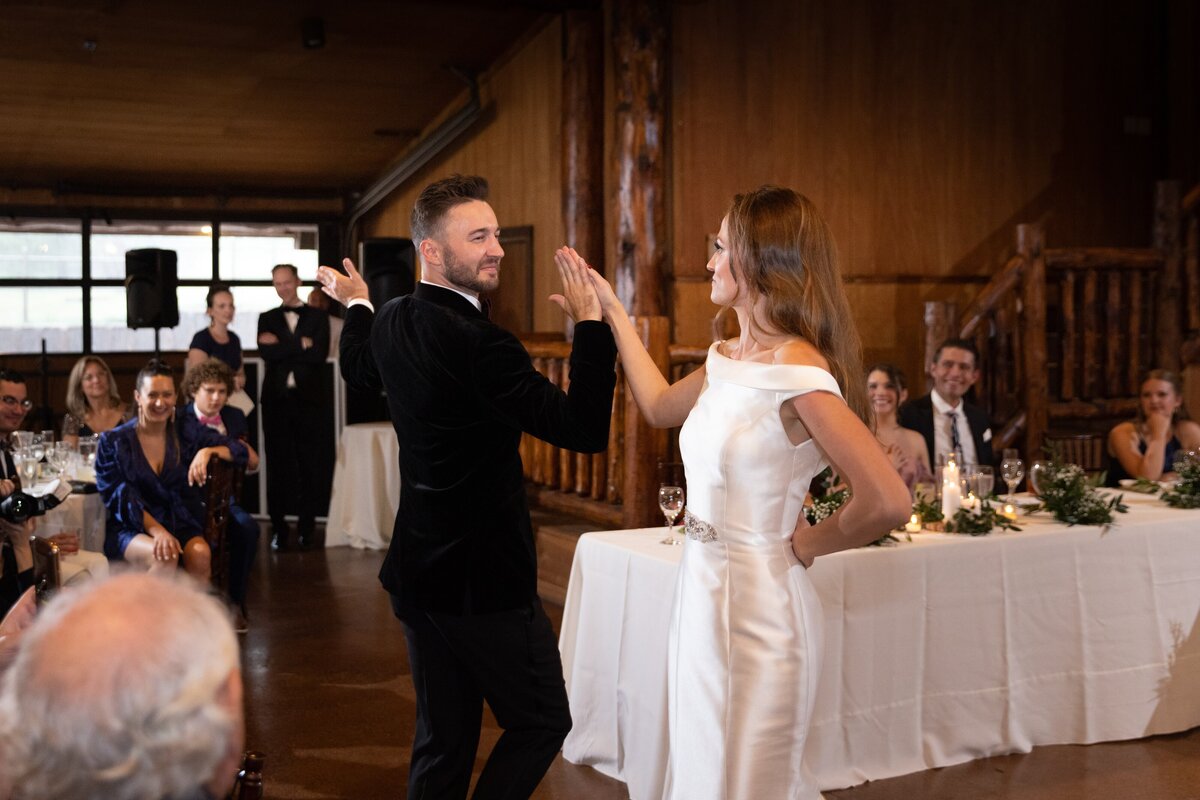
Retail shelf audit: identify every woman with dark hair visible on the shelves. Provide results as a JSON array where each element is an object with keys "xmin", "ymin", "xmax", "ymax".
[
  {"xmin": 1107, "ymin": 369, "xmax": 1200, "ymax": 485},
  {"xmin": 560, "ymin": 186, "xmax": 909, "ymax": 799},
  {"xmin": 94, "ymin": 360, "xmax": 247, "ymax": 582},
  {"xmin": 187, "ymin": 283, "xmax": 245, "ymax": 391},
  {"xmin": 61, "ymin": 355, "xmax": 130, "ymax": 445},
  {"xmin": 867, "ymin": 363, "xmax": 932, "ymax": 493}
]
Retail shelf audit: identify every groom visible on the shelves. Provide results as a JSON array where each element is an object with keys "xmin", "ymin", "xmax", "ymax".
[{"xmin": 318, "ymin": 175, "xmax": 617, "ymax": 799}]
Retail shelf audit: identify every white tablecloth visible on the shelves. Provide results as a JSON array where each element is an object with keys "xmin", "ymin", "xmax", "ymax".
[
  {"xmin": 34, "ymin": 489, "xmax": 109, "ymax": 584},
  {"xmin": 324, "ymin": 422, "xmax": 399, "ymax": 550},
  {"xmin": 37, "ymin": 489, "xmax": 106, "ymax": 554},
  {"xmin": 559, "ymin": 493, "xmax": 1200, "ymax": 796}
]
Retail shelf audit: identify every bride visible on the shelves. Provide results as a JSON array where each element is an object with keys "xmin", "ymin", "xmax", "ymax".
[{"xmin": 559, "ymin": 186, "xmax": 909, "ymax": 799}]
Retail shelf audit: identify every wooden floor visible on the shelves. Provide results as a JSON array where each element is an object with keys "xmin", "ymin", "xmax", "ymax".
[{"xmin": 243, "ymin": 528, "xmax": 1200, "ymax": 800}]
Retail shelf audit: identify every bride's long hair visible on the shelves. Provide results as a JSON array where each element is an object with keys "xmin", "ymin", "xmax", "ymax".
[{"xmin": 724, "ymin": 186, "xmax": 869, "ymax": 424}]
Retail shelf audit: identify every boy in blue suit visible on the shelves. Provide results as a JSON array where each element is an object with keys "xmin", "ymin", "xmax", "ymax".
[{"xmin": 179, "ymin": 358, "xmax": 261, "ymax": 631}]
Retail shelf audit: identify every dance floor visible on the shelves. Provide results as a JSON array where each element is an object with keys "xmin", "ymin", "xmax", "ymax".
[{"xmin": 242, "ymin": 521, "xmax": 1199, "ymax": 800}]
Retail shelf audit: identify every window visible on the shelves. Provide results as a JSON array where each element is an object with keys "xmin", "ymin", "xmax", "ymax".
[{"xmin": 0, "ymin": 217, "xmax": 321, "ymax": 354}]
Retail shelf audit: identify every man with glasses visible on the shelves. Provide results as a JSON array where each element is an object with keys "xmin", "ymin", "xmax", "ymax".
[{"xmin": 0, "ymin": 369, "xmax": 34, "ymax": 616}]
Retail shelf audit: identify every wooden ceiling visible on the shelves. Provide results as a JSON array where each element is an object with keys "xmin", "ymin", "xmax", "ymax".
[{"xmin": 0, "ymin": 0, "xmax": 580, "ymax": 198}]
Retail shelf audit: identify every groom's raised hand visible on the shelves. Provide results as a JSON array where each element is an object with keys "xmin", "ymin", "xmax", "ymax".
[
  {"xmin": 317, "ymin": 258, "xmax": 370, "ymax": 307},
  {"xmin": 550, "ymin": 246, "xmax": 602, "ymax": 323}
]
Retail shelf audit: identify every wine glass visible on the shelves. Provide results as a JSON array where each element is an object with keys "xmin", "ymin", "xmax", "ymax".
[
  {"xmin": 658, "ymin": 485, "xmax": 685, "ymax": 545},
  {"xmin": 1027, "ymin": 460, "xmax": 1049, "ymax": 496},
  {"xmin": 974, "ymin": 465, "xmax": 995, "ymax": 499},
  {"xmin": 1001, "ymin": 452, "xmax": 1024, "ymax": 501},
  {"xmin": 15, "ymin": 447, "xmax": 38, "ymax": 485}
]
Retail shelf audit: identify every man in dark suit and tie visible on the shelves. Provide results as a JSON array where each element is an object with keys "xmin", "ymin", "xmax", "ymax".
[
  {"xmin": 317, "ymin": 174, "xmax": 616, "ymax": 800},
  {"xmin": 0, "ymin": 369, "xmax": 34, "ymax": 617},
  {"xmin": 899, "ymin": 337, "xmax": 994, "ymax": 469},
  {"xmin": 256, "ymin": 263, "xmax": 330, "ymax": 550}
]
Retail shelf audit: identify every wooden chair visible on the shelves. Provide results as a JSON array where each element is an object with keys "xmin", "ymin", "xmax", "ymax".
[
  {"xmin": 202, "ymin": 456, "xmax": 237, "ymax": 596},
  {"xmin": 1046, "ymin": 433, "xmax": 1108, "ymax": 476},
  {"xmin": 226, "ymin": 750, "xmax": 265, "ymax": 800},
  {"xmin": 28, "ymin": 534, "xmax": 62, "ymax": 606}
]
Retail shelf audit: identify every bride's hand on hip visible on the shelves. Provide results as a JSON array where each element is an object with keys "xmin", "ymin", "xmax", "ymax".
[{"xmin": 791, "ymin": 515, "xmax": 815, "ymax": 568}]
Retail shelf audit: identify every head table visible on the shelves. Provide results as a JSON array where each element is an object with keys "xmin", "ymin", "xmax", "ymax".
[{"xmin": 558, "ymin": 492, "xmax": 1200, "ymax": 797}]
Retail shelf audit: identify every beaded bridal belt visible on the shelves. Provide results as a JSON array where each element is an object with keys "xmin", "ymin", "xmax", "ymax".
[{"xmin": 683, "ymin": 510, "xmax": 719, "ymax": 543}]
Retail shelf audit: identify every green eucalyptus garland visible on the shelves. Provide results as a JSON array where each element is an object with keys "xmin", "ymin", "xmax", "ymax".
[
  {"xmin": 1027, "ymin": 461, "xmax": 1128, "ymax": 526},
  {"xmin": 1161, "ymin": 452, "xmax": 1200, "ymax": 509}
]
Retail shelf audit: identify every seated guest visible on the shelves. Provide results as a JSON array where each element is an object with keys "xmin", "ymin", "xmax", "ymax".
[
  {"xmin": 868, "ymin": 364, "xmax": 933, "ymax": 493},
  {"xmin": 95, "ymin": 360, "xmax": 247, "ymax": 585},
  {"xmin": 0, "ymin": 369, "xmax": 34, "ymax": 617},
  {"xmin": 1107, "ymin": 369, "xmax": 1200, "ymax": 485},
  {"xmin": 899, "ymin": 337, "xmax": 994, "ymax": 469},
  {"xmin": 187, "ymin": 283, "xmax": 247, "ymax": 391},
  {"xmin": 179, "ymin": 358, "xmax": 261, "ymax": 629},
  {"xmin": 0, "ymin": 573, "xmax": 245, "ymax": 800},
  {"xmin": 61, "ymin": 355, "xmax": 130, "ymax": 446}
]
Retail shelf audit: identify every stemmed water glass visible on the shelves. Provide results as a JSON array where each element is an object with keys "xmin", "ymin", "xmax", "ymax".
[
  {"xmin": 658, "ymin": 485, "xmax": 685, "ymax": 545},
  {"xmin": 46, "ymin": 441, "xmax": 72, "ymax": 479},
  {"xmin": 1001, "ymin": 449, "xmax": 1024, "ymax": 502}
]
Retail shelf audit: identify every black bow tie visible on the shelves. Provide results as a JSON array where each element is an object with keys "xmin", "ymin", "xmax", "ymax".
[{"xmin": 283, "ymin": 306, "xmax": 303, "ymax": 315}]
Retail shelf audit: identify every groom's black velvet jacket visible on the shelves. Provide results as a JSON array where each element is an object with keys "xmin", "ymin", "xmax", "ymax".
[{"xmin": 339, "ymin": 282, "xmax": 617, "ymax": 615}]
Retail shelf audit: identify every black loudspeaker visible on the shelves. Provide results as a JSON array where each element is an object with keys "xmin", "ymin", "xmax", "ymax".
[
  {"xmin": 359, "ymin": 238, "xmax": 416, "ymax": 308},
  {"xmin": 125, "ymin": 248, "xmax": 179, "ymax": 329}
]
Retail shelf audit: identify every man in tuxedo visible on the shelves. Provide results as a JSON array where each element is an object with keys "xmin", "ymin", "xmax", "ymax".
[
  {"xmin": 256, "ymin": 263, "xmax": 330, "ymax": 550},
  {"xmin": 318, "ymin": 174, "xmax": 616, "ymax": 800},
  {"xmin": 899, "ymin": 337, "xmax": 994, "ymax": 468}
]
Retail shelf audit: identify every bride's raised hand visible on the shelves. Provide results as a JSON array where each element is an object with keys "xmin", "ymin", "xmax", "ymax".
[{"xmin": 559, "ymin": 247, "xmax": 623, "ymax": 321}]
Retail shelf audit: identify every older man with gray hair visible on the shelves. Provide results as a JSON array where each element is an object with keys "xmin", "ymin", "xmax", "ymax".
[{"xmin": 0, "ymin": 573, "xmax": 244, "ymax": 800}]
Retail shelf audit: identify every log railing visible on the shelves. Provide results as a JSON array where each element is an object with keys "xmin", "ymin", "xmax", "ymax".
[
  {"xmin": 926, "ymin": 179, "xmax": 1197, "ymax": 460},
  {"xmin": 521, "ymin": 320, "xmax": 707, "ymax": 529}
]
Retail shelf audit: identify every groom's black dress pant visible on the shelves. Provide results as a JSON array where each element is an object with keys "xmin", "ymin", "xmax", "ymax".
[{"xmin": 392, "ymin": 594, "xmax": 572, "ymax": 800}]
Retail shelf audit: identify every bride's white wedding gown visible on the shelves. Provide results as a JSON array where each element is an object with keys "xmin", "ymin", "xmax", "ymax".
[{"xmin": 664, "ymin": 343, "xmax": 839, "ymax": 800}]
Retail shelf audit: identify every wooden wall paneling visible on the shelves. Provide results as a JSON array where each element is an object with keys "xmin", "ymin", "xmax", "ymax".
[
  {"xmin": 562, "ymin": 7, "xmax": 606, "ymax": 284},
  {"xmin": 361, "ymin": 19, "xmax": 565, "ymax": 333},
  {"xmin": 1128, "ymin": 270, "xmax": 1143, "ymax": 394},
  {"xmin": 1082, "ymin": 269, "xmax": 1099, "ymax": 399},
  {"xmin": 611, "ymin": 0, "xmax": 669, "ymax": 316},
  {"xmin": 1018, "ymin": 224, "xmax": 1048, "ymax": 459},
  {"xmin": 1154, "ymin": 180, "xmax": 1182, "ymax": 370},
  {"xmin": 1188, "ymin": 216, "xmax": 1200, "ymax": 332},
  {"xmin": 667, "ymin": 0, "xmax": 1167, "ymax": 390},
  {"xmin": 1060, "ymin": 270, "xmax": 1077, "ymax": 400},
  {"xmin": 1105, "ymin": 269, "xmax": 1123, "ymax": 397}
]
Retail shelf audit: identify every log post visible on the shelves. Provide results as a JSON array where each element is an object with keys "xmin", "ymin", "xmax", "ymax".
[
  {"xmin": 622, "ymin": 316, "xmax": 670, "ymax": 528},
  {"xmin": 1018, "ymin": 223, "xmax": 1048, "ymax": 460},
  {"xmin": 612, "ymin": 0, "xmax": 669, "ymax": 316},
  {"xmin": 922, "ymin": 301, "xmax": 958, "ymax": 393},
  {"xmin": 562, "ymin": 8, "xmax": 605, "ymax": 339},
  {"xmin": 1153, "ymin": 180, "xmax": 1182, "ymax": 370}
]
